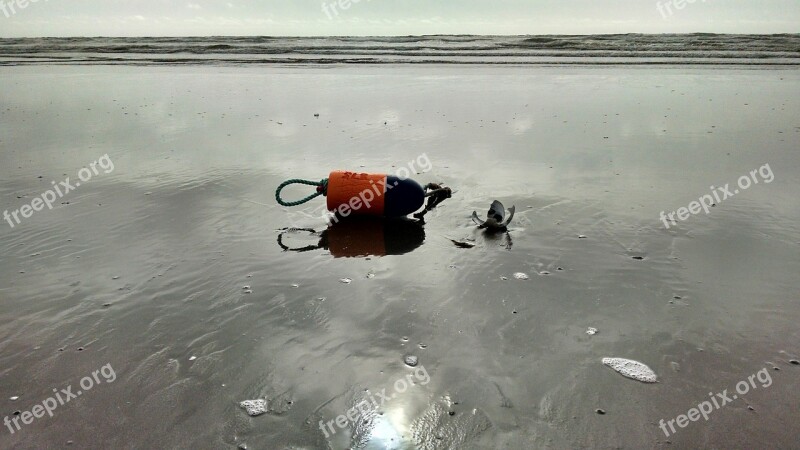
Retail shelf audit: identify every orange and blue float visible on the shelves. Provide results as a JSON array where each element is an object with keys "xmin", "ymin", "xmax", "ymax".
[{"xmin": 276, "ymin": 170, "xmax": 431, "ymax": 218}]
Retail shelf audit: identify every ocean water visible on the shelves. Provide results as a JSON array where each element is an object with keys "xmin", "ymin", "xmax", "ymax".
[{"xmin": 0, "ymin": 34, "xmax": 799, "ymax": 66}]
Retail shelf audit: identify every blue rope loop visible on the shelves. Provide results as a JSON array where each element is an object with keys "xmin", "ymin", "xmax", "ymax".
[{"xmin": 275, "ymin": 178, "xmax": 328, "ymax": 207}]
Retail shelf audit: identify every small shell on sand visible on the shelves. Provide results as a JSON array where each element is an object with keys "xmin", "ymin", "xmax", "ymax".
[
  {"xmin": 240, "ymin": 399, "xmax": 268, "ymax": 417},
  {"xmin": 602, "ymin": 357, "xmax": 657, "ymax": 383},
  {"xmin": 586, "ymin": 327, "xmax": 598, "ymax": 335}
]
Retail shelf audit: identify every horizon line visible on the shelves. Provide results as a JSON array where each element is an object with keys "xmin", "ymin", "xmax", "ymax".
[{"xmin": 2, "ymin": 31, "xmax": 799, "ymax": 39}]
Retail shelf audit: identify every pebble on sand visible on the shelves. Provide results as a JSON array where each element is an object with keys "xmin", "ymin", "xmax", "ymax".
[
  {"xmin": 404, "ymin": 355, "xmax": 419, "ymax": 367},
  {"xmin": 602, "ymin": 357, "xmax": 658, "ymax": 383},
  {"xmin": 239, "ymin": 399, "xmax": 268, "ymax": 417}
]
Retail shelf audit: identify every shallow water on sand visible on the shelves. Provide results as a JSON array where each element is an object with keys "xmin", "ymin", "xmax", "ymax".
[{"xmin": 1, "ymin": 65, "xmax": 799, "ymax": 448}]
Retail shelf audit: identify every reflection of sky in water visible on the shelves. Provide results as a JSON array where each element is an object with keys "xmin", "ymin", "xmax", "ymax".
[
  {"xmin": 363, "ymin": 387, "xmax": 424, "ymax": 449},
  {"xmin": 359, "ymin": 383, "xmax": 419, "ymax": 449},
  {"xmin": 367, "ymin": 412, "xmax": 406, "ymax": 450}
]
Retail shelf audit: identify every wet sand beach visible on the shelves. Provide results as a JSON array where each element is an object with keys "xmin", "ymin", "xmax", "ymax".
[{"xmin": 1, "ymin": 63, "xmax": 799, "ymax": 448}]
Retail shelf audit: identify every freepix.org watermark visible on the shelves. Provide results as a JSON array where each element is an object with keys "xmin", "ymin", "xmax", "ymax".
[
  {"xmin": 0, "ymin": 0, "xmax": 48, "ymax": 18},
  {"xmin": 656, "ymin": 0, "xmax": 706, "ymax": 19},
  {"xmin": 4, "ymin": 154, "xmax": 114, "ymax": 229},
  {"xmin": 659, "ymin": 367, "xmax": 772, "ymax": 437},
  {"xmin": 318, "ymin": 364, "xmax": 430, "ymax": 438},
  {"xmin": 659, "ymin": 163, "xmax": 774, "ymax": 229},
  {"xmin": 4, "ymin": 363, "xmax": 117, "ymax": 435},
  {"xmin": 321, "ymin": 0, "xmax": 372, "ymax": 19}
]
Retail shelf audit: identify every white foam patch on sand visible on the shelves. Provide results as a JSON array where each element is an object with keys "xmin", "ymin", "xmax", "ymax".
[
  {"xmin": 602, "ymin": 357, "xmax": 657, "ymax": 383},
  {"xmin": 240, "ymin": 399, "xmax": 268, "ymax": 416}
]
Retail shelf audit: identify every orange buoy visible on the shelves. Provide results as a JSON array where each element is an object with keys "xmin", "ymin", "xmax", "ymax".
[
  {"xmin": 326, "ymin": 170, "xmax": 426, "ymax": 217},
  {"xmin": 276, "ymin": 171, "xmax": 427, "ymax": 218},
  {"xmin": 326, "ymin": 171, "xmax": 389, "ymax": 216}
]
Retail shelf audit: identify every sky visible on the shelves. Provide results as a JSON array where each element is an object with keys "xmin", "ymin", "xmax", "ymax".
[{"xmin": 0, "ymin": 0, "xmax": 798, "ymax": 37}]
